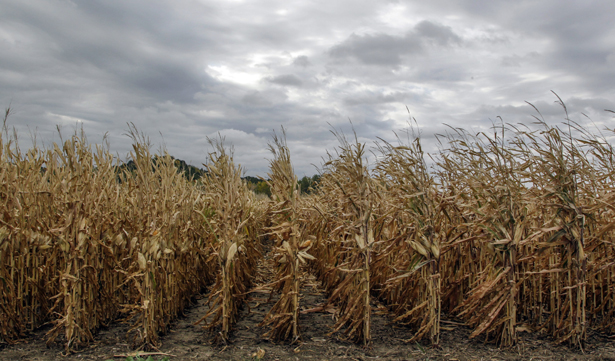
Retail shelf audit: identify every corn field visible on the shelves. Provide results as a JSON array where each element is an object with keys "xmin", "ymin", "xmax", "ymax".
[{"xmin": 2, "ymin": 109, "xmax": 615, "ymax": 353}]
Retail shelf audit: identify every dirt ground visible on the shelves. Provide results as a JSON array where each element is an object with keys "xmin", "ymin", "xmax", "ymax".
[{"xmin": 2, "ymin": 274, "xmax": 615, "ymax": 361}]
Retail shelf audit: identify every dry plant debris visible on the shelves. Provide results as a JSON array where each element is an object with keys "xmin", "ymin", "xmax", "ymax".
[{"xmin": 3, "ymin": 105, "xmax": 615, "ymax": 353}]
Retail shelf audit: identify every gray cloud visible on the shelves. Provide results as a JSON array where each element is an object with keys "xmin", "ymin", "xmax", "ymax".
[
  {"xmin": 0, "ymin": 0, "xmax": 613, "ymax": 176},
  {"xmin": 328, "ymin": 20, "xmax": 462, "ymax": 66},
  {"xmin": 293, "ymin": 55, "xmax": 311, "ymax": 68},
  {"xmin": 266, "ymin": 74, "xmax": 304, "ymax": 87},
  {"xmin": 414, "ymin": 20, "xmax": 462, "ymax": 46},
  {"xmin": 329, "ymin": 32, "xmax": 422, "ymax": 66},
  {"xmin": 501, "ymin": 52, "xmax": 540, "ymax": 67},
  {"xmin": 344, "ymin": 91, "xmax": 412, "ymax": 106}
]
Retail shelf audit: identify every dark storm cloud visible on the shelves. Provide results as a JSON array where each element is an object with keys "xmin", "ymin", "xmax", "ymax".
[
  {"xmin": 329, "ymin": 32, "xmax": 422, "ymax": 66},
  {"xmin": 266, "ymin": 74, "xmax": 304, "ymax": 87},
  {"xmin": 328, "ymin": 21, "xmax": 462, "ymax": 66},
  {"xmin": 2, "ymin": 0, "xmax": 228, "ymax": 105}
]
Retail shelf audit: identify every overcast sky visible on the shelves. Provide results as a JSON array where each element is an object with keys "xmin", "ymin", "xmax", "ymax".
[{"xmin": 1, "ymin": 0, "xmax": 614, "ymax": 176}]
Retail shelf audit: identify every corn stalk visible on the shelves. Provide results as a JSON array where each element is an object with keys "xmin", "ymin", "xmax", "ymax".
[{"xmin": 195, "ymin": 138, "xmax": 260, "ymax": 343}]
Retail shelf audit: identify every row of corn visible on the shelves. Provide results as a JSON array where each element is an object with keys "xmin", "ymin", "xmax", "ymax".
[
  {"xmin": 265, "ymin": 119, "xmax": 615, "ymax": 350},
  {"xmin": 0, "ymin": 128, "xmax": 264, "ymax": 352},
  {"xmin": 3, "ymin": 114, "xmax": 615, "ymax": 352}
]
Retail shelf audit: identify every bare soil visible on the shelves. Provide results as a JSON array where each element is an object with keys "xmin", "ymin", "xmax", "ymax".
[{"xmin": 2, "ymin": 274, "xmax": 615, "ymax": 361}]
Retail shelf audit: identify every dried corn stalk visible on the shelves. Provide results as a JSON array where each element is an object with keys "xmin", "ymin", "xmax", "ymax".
[
  {"xmin": 99, "ymin": 128, "xmax": 215, "ymax": 349},
  {"xmin": 437, "ymin": 125, "xmax": 529, "ymax": 346},
  {"xmin": 260, "ymin": 131, "xmax": 313, "ymax": 342},
  {"xmin": 520, "ymin": 121, "xmax": 588, "ymax": 347},
  {"xmin": 195, "ymin": 138, "xmax": 261, "ymax": 343},
  {"xmin": 375, "ymin": 135, "xmax": 444, "ymax": 345},
  {"xmin": 1, "ymin": 124, "xmax": 217, "ymax": 351},
  {"xmin": 315, "ymin": 131, "xmax": 376, "ymax": 345}
]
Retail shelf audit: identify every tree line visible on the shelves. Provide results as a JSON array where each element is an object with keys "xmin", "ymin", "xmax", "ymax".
[
  {"xmin": 117, "ymin": 156, "xmax": 320, "ymax": 196},
  {"xmin": 243, "ymin": 174, "xmax": 321, "ymax": 196}
]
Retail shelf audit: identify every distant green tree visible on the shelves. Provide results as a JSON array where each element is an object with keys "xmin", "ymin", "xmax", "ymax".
[
  {"xmin": 243, "ymin": 176, "xmax": 262, "ymax": 187},
  {"xmin": 114, "ymin": 156, "xmax": 207, "ymax": 182},
  {"xmin": 297, "ymin": 174, "xmax": 321, "ymax": 194},
  {"xmin": 298, "ymin": 176, "xmax": 311, "ymax": 194},
  {"xmin": 171, "ymin": 157, "xmax": 207, "ymax": 181},
  {"xmin": 254, "ymin": 181, "xmax": 271, "ymax": 197}
]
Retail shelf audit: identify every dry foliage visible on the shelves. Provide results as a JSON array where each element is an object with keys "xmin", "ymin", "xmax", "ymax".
[
  {"xmin": 259, "ymin": 131, "xmax": 313, "ymax": 342},
  {"xmin": 4, "ymin": 103, "xmax": 615, "ymax": 352},
  {"xmin": 292, "ymin": 109, "xmax": 614, "ymax": 348},
  {"xmin": 0, "ymin": 126, "xmax": 260, "ymax": 352},
  {"xmin": 194, "ymin": 138, "xmax": 262, "ymax": 343},
  {"xmin": 304, "ymin": 131, "xmax": 377, "ymax": 345},
  {"xmin": 373, "ymin": 134, "xmax": 445, "ymax": 345}
]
